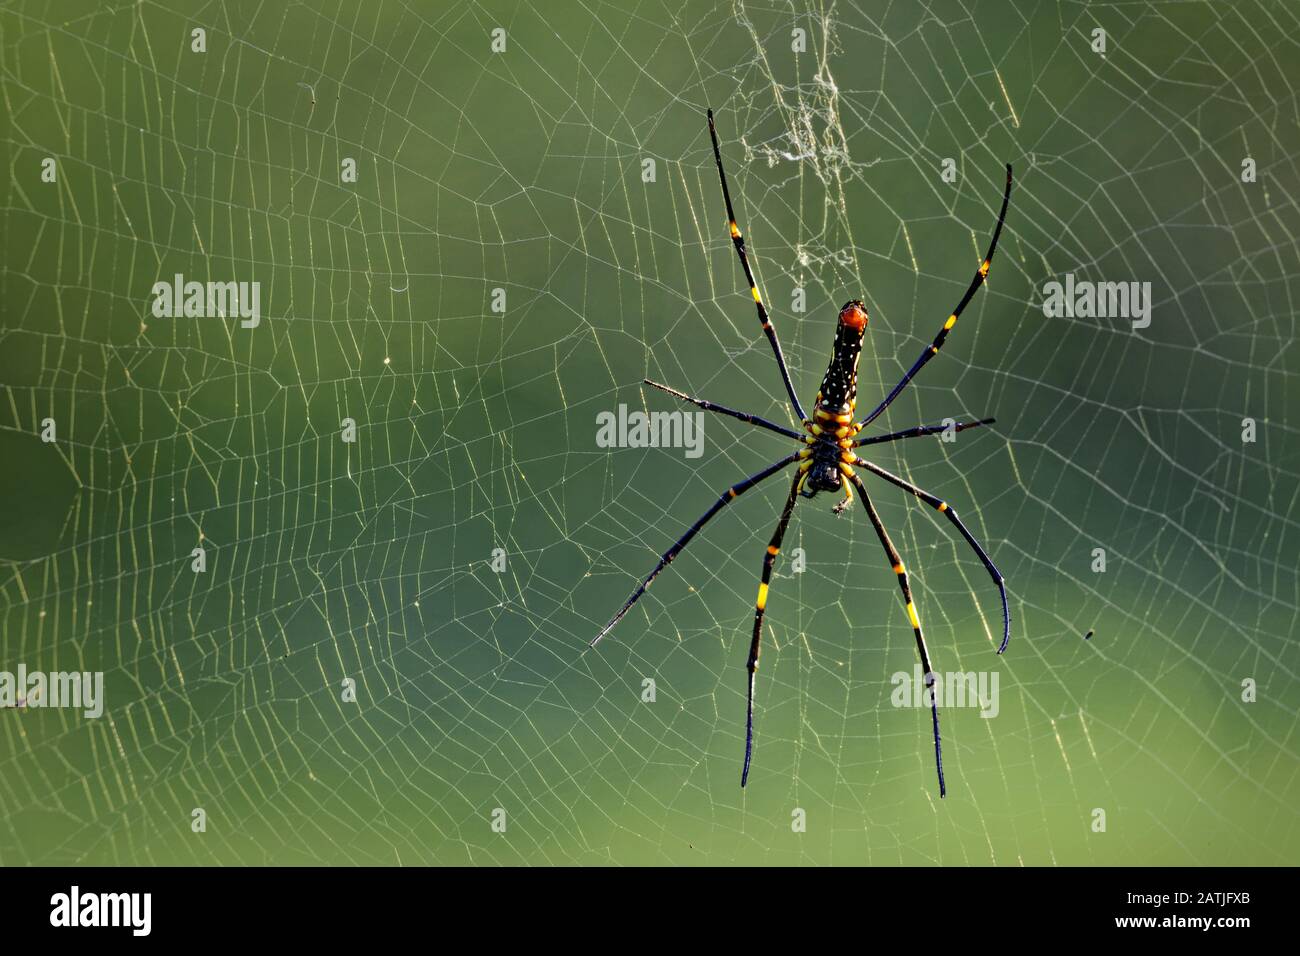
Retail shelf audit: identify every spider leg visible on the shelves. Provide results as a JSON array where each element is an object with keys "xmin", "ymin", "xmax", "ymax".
[
  {"xmin": 851, "ymin": 417, "xmax": 995, "ymax": 449},
  {"xmin": 590, "ymin": 452, "xmax": 802, "ymax": 647},
  {"xmin": 707, "ymin": 109, "xmax": 808, "ymax": 424},
  {"xmin": 644, "ymin": 379, "xmax": 804, "ymax": 441},
  {"xmin": 832, "ymin": 474, "xmax": 854, "ymax": 515},
  {"xmin": 857, "ymin": 165, "xmax": 1013, "ymax": 431},
  {"xmin": 841, "ymin": 465, "xmax": 947, "ymax": 797},
  {"xmin": 742, "ymin": 471, "xmax": 803, "ymax": 788},
  {"xmin": 853, "ymin": 456, "xmax": 1011, "ymax": 654}
]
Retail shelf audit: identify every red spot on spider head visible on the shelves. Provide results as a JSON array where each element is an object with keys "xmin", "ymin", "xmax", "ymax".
[{"xmin": 839, "ymin": 300, "xmax": 868, "ymax": 330}]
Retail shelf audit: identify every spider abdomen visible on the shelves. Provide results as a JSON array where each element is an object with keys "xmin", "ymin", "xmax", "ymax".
[{"xmin": 814, "ymin": 300, "xmax": 868, "ymax": 414}]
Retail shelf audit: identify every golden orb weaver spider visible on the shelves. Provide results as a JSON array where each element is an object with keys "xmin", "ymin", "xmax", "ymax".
[{"xmin": 591, "ymin": 109, "xmax": 1014, "ymax": 796}]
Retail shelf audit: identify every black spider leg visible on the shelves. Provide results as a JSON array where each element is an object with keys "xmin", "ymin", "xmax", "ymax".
[
  {"xmin": 851, "ymin": 418, "xmax": 995, "ymax": 449},
  {"xmin": 742, "ymin": 471, "xmax": 802, "ymax": 787},
  {"xmin": 858, "ymin": 165, "xmax": 1013, "ymax": 431},
  {"xmin": 853, "ymin": 456, "xmax": 1010, "ymax": 654},
  {"xmin": 707, "ymin": 109, "xmax": 808, "ymax": 424},
  {"xmin": 590, "ymin": 453, "xmax": 801, "ymax": 647},
  {"xmin": 842, "ymin": 469, "xmax": 946, "ymax": 796},
  {"xmin": 644, "ymin": 379, "xmax": 803, "ymax": 441}
]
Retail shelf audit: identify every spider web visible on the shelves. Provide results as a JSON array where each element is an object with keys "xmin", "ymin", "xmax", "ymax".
[{"xmin": 0, "ymin": 0, "xmax": 1296, "ymax": 865}]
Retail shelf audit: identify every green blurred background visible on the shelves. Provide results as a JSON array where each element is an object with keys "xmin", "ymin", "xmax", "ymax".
[{"xmin": 1, "ymin": 0, "xmax": 1295, "ymax": 865}]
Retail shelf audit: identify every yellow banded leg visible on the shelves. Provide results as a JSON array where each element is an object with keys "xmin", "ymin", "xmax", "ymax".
[
  {"xmin": 841, "ymin": 468, "xmax": 947, "ymax": 797},
  {"xmin": 743, "ymin": 473, "xmax": 801, "ymax": 788},
  {"xmin": 850, "ymin": 455, "xmax": 1011, "ymax": 655},
  {"xmin": 707, "ymin": 109, "xmax": 807, "ymax": 422},
  {"xmin": 855, "ymin": 164, "xmax": 1013, "ymax": 432},
  {"xmin": 591, "ymin": 452, "xmax": 801, "ymax": 648}
]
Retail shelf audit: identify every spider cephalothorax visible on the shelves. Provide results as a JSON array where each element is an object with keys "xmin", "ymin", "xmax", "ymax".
[
  {"xmin": 591, "ymin": 109, "xmax": 1014, "ymax": 798},
  {"xmin": 799, "ymin": 460, "xmax": 843, "ymax": 498}
]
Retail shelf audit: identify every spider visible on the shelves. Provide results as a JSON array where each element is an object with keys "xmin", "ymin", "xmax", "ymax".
[{"xmin": 591, "ymin": 109, "xmax": 1013, "ymax": 796}]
